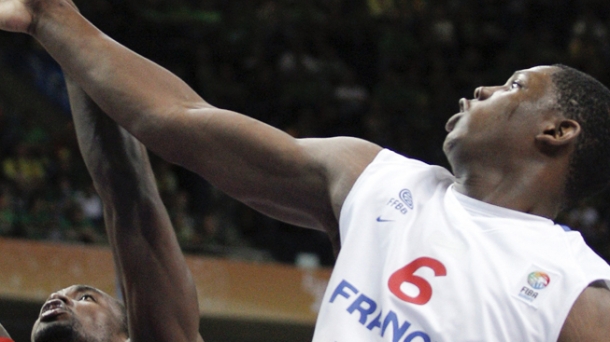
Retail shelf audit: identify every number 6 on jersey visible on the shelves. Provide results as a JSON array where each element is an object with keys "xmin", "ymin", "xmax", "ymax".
[{"xmin": 388, "ymin": 257, "xmax": 447, "ymax": 305}]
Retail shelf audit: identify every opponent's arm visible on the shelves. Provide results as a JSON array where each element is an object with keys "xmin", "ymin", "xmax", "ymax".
[
  {"xmin": 558, "ymin": 283, "xmax": 610, "ymax": 341},
  {"xmin": 0, "ymin": 0, "xmax": 381, "ymax": 239},
  {"xmin": 66, "ymin": 77, "xmax": 202, "ymax": 342}
]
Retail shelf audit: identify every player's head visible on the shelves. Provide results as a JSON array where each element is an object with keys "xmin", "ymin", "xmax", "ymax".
[
  {"xmin": 444, "ymin": 65, "xmax": 564, "ymax": 177},
  {"xmin": 551, "ymin": 64, "xmax": 610, "ymax": 206},
  {"xmin": 443, "ymin": 64, "xmax": 610, "ymax": 207},
  {"xmin": 31, "ymin": 285, "xmax": 128, "ymax": 342}
]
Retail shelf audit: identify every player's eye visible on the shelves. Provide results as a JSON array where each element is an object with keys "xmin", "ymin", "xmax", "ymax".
[
  {"xmin": 79, "ymin": 294, "xmax": 95, "ymax": 301},
  {"xmin": 511, "ymin": 81, "xmax": 522, "ymax": 89}
]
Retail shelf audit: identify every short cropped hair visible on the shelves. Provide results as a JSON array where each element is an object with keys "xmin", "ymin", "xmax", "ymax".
[{"xmin": 551, "ymin": 64, "xmax": 610, "ymax": 206}]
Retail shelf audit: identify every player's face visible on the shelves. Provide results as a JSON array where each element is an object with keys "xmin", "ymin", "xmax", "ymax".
[
  {"xmin": 31, "ymin": 285, "xmax": 126, "ymax": 342},
  {"xmin": 443, "ymin": 66, "xmax": 559, "ymax": 173}
]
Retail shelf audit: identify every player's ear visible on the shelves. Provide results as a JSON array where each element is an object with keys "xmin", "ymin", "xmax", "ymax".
[{"xmin": 536, "ymin": 118, "xmax": 580, "ymax": 149}]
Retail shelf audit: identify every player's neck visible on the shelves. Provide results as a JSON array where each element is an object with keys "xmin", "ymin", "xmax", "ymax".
[{"xmin": 452, "ymin": 163, "xmax": 564, "ymax": 220}]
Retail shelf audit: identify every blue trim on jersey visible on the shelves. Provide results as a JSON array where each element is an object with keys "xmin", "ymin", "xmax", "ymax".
[{"xmin": 560, "ymin": 224, "xmax": 572, "ymax": 232}]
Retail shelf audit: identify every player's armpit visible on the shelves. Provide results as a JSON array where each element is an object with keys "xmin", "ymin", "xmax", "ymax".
[{"xmin": 558, "ymin": 282, "xmax": 610, "ymax": 341}]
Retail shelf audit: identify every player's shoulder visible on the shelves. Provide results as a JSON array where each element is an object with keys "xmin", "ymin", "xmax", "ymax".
[
  {"xmin": 561, "ymin": 228, "xmax": 610, "ymax": 270},
  {"xmin": 300, "ymin": 136, "xmax": 382, "ymax": 158},
  {"xmin": 300, "ymin": 136, "xmax": 383, "ymax": 180},
  {"xmin": 359, "ymin": 148, "xmax": 454, "ymax": 185}
]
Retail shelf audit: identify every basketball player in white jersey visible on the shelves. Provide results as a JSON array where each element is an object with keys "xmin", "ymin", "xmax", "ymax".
[{"xmin": 1, "ymin": 0, "xmax": 610, "ymax": 340}]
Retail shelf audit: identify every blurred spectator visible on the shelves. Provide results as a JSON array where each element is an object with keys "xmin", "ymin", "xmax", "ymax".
[
  {"xmin": 168, "ymin": 190, "xmax": 200, "ymax": 247},
  {"xmin": 20, "ymin": 197, "xmax": 59, "ymax": 240},
  {"xmin": 0, "ymin": 183, "xmax": 17, "ymax": 236},
  {"xmin": 63, "ymin": 202, "xmax": 104, "ymax": 244},
  {"xmin": 73, "ymin": 183, "xmax": 104, "ymax": 230},
  {"xmin": 564, "ymin": 203, "xmax": 609, "ymax": 258},
  {"xmin": 2, "ymin": 142, "xmax": 47, "ymax": 197}
]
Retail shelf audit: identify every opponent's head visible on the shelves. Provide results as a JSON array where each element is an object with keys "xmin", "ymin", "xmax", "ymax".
[
  {"xmin": 31, "ymin": 285, "xmax": 128, "ymax": 342},
  {"xmin": 551, "ymin": 64, "xmax": 610, "ymax": 206}
]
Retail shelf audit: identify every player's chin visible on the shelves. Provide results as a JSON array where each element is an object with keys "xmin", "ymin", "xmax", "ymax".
[
  {"xmin": 31, "ymin": 319, "xmax": 75, "ymax": 342},
  {"xmin": 442, "ymin": 135, "xmax": 457, "ymax": 156}
]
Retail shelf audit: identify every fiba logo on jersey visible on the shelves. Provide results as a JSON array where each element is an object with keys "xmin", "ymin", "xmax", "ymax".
[
  {"xmin": 527, "ymin": 271, "xmax": 550, "ymax": 290},
  {"xmin": 515, "ymin": 267, "xmax": 556, "ymax": 305}
]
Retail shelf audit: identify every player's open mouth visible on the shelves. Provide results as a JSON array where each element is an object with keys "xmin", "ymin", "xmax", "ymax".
[
  {"xmin": 40, "ymin": 300, "xmax": 67, "ymax": 321},
  {"xmin": 445, "ymin": 98, "xmax": 470, "ymax": 133},
  {"xmin": 459, "ymin": 98, "xmax": 470, "ymax": 112},
  {"xmin": 445, "ymin": 113, "xmax": 463, "ymax": 133}
]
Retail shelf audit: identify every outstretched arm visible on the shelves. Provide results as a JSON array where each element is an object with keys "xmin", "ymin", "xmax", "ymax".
[
  {"xmin": 0, "ymin": 0, "xmax": 381, "ymax": 242},
  {"xmin": 66, "ymin": 77, "xmax": 202, "ymax": 342}
]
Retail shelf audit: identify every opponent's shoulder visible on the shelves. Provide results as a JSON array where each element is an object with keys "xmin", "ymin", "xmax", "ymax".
[{"xmin": 559, "ymin": 282, "xmax": 610, "ymax": 341}]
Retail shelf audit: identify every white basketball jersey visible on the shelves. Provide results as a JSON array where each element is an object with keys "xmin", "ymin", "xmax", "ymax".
[{"xmin": 313, "ymin": 149, "xmax": 610, "ymax": 342}]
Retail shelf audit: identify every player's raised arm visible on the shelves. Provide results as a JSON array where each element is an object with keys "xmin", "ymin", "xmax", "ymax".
[
  {"xmin": 0, "ymin": 0, "xmax": 381, "ymax": 239},
  {"xmin": 66, "ymin": 77, "xmax": 203, "ymax": 342}
]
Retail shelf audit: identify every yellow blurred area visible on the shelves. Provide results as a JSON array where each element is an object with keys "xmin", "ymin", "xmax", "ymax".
[{"xmin": 0, "ymin": 238, "xmax": 331, "ymax": 324}]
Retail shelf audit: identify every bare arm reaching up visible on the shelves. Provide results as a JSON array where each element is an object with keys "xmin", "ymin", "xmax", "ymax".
[
  {"xmin": 0, "ymin": 0, "xmax": 381, "ymax": 247},
  {"xmin": 66, "ymin": 77, "xmax": 203, "ymax": 342}
]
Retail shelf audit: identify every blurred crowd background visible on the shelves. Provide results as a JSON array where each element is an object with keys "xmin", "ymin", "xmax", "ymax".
[{"xmin": 0, "ymin": 0, "xmax": 608, "ymax": 266}]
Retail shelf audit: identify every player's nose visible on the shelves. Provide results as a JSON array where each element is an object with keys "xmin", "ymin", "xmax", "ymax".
[
  {"xmin": 48, "ymin": 292, "xmax": 71, "ymax": 304},
  {"xmin": 474, "ymin": 86, "xmax": 500, "ymax": 100}
]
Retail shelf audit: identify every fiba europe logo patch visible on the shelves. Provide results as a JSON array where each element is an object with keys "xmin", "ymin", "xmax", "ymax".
[
  {"xmin": 527, "ymin": 272, "xmax": 550, "ymax": 290},
  {"xmin": 514, "ymin": 267, "xmax": 558, "ymax": 306}
]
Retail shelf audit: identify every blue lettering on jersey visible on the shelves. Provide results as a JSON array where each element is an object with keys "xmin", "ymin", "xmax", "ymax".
[
  {"xmin": 330, "ymin": 280, "xmax": 431, "ymax": 342},
  {"xmin": 386, "ymin": 198, "xmax": 408, "ymax": 215}
]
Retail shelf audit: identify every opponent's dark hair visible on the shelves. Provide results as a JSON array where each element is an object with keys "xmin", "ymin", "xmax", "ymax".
[{"xmin": 551, "ymin": 64, "xmax": 610, "ymax": 206}]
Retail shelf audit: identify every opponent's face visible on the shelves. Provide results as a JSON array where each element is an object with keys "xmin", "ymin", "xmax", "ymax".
[
  {"xmin": 31, "ymin": 285, "xmax": 126, "ymax": 342},
  {"xmin": 443, "ymin": 66, "xmax": 559, "ymax": 173}
]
